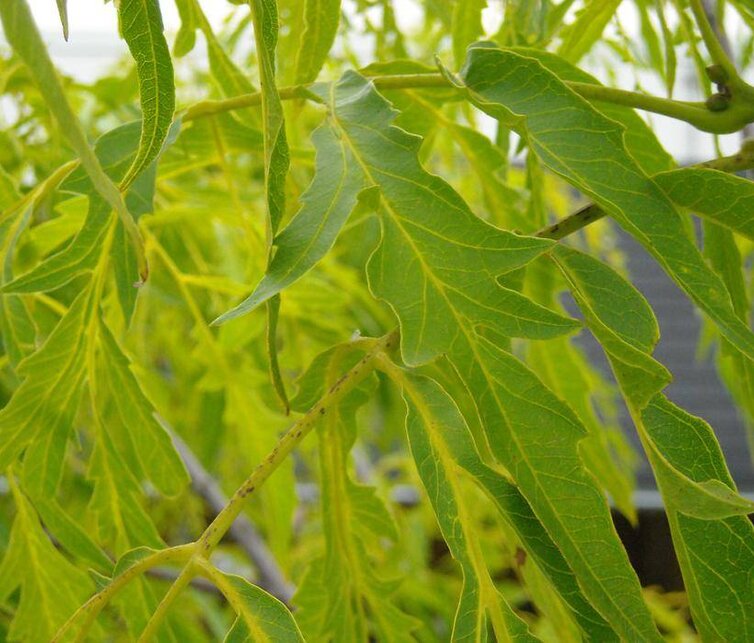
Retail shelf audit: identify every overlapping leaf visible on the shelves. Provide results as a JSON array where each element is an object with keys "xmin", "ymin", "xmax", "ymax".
[
  {"xmin": 448, "ymin": 334, "xmax": 661, "ymax": 641},
  {"xmin": 555, "ymin": 239, "xmax": 754, "ymax": 638},
  {"xmin": 654, "ymin": 167, "xmax": 754, "ymax": 241},
  {"xmin": 395, "ymin": 370, "xmax": 537, "ymax": 641},
  {"xmin": 456, "ymin": 44, "xmax": 754, "ymax": 365},
  {"xmin": 387, "ymin": 364, "xmax": 619, "ymax": 641},
  {"xmin": 0, "ymin": 285, "xmax": 95, "ymax": 488}
]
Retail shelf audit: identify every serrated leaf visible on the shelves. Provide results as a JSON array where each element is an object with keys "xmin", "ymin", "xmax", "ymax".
[
  {"xmin": 0, "ymin": 285, "xmax": 95, "ymax": 491},
  {"xmin": 553, "ymin": 245, "xmax": 671, "ymax": 408},
  {"xmin": 447, "ymin": 335, "xmax": 661, "ymax": 641},
  {"xmin": 654, "ymin": 167, "xmax": 754, "ymax": 242},
  {"xmin": 0, "ymin": 479, "xmax": 92, "ymax": 643},
  {"xmin": 458, "ymin": 45, "xmax": 754, "ymax": 365},
  {"xmin": 1, "ymin": 195, "xmax": 111, "ymax": 294},
  {"xmin": 117, "ymin": 0, "xmax": 176, "ymax": 190},
  {"xmin": 395, "ymin": 370, "xmax": 537, "ymax": 641},
  {"xmin": 293, "ymin": 341, "xmax": 411, "ymax": 641},
  {"xmin": 556, "ymin": 234, "xmax": 754, "ymax": 637},
  {"xmin": 295, "ymin": 0, "xmax": 341, "ymax": 84},
  {"xmin": 95, "ymin": 319, "xmax": 188, "ymax": 496},
  {"xmin": 385, "ymin": 363, "xmax": 618, "ymax": 641},
  {"xmin": 305, "ymin": 71, "xmax": 577, "ymax": 366}
]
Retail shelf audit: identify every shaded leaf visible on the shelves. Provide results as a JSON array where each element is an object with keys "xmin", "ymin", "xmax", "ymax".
[{"xmin": 295, "ymin": 0, "xmax": 341, "ymax": 84}]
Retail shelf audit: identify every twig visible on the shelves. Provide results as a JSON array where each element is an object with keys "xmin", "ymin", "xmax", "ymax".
[{"xmin": 165, "ymin": 425, "xmax": 295, "ymax": 604}]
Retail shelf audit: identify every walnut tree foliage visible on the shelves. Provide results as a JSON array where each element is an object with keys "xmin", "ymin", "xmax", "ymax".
[{"xmin": 1, "ymin": 0, "xmax": 754, "ymax": 640}]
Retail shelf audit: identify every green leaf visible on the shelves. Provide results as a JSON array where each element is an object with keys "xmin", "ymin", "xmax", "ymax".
[
  {"xmin": 94, "ymin": 319, "xmax": 189, "ymax": 496},
  {"xmin": 55, "ymin": 0, "xmax": 68, "ymax": 40},
  {"xmin": 31, "ymin": 497, "xmax": 113, "ymax": 572},
  {"xmin": 640, "ymin": 396, "xmax": 754, "ymax": 640},
  {"xmin": 457, "ymin": 45, "xmax": 754, "ymax": 365},
  {"xmin": 173, "ymin": 0, "xmax": 197, "ymax": 57},
  {"xmin": 654, "ymin": 167, "xmax": 754, "ymax": 242},
  {"xmin": 295, "ymin": 0, "xmax": 341, "ymax": 83},
  {"xmin": 311, "ymin": 71, "xmax": 578, "ymax": 366},
  {"xmin": 394, "ymin": 369, "xmax": 537, "ymax": 641},
  {"xmin": 385, "ymin": 361, "xmax": 619, "ymax": 640},
  {"xmin": 206, "ymin": 570, "xmax": 302, "ymax": 642},
  {"xmin": 553, "ymin": 245, "xmax": 671, "ymax": 408},
  {"xmin": 447, "ymin": 336, "xmax": 661, "ymax": 641},
  {"xmin": 249, "ymin": 0, "xmax": 289, "ymax": 236},
  {"xmin": 0, "ymin": 285, "xmax": 95, "ymax": 492},
  {"xmin": 555, "ymin": 233, "xmax": 754, "ymax": 638},
  {"xmin": 1, "ymin": 195, "xmax": 111, "ymax": 294},
  {"xmin": 213, "ymin": 117, "xmax": 365, "ymax": 321},
  {"xmin": 556, "ymin": 0, "xmax": 622, "ymax": 62},
  {"xmin": 506, "ymin": 46, "xmax": 675, "ymax": 175},
  {"xmin": 451, "ymin": 0, "xmax": 487, "ymax": 66},
  {"xmin": 87, "ymin": 430, "xmax": 165, "ymax": 553},
  {"xmin": 0, "ymin": 0, "xmax": 145, "ymax": 278},
  {"xmin": 117, "ymin": 0, "xmax": 176, "ymax": 191},
  {"xmin": 293, "ymin": 341, "xmax": 413, "ymax": 641},
  {"xmin": 0, "ymin": 479, "xmax": 92, "ymax": 643}
]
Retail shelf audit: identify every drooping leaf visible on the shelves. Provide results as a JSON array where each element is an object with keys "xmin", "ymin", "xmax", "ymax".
[
  {"xmin": 117, "ymin": 0, "xmax": 176, "ymax": 191},
  {"xmin": 556, "ymin": 235, "xmax": 754, "ymax": 639},
  {"xmin": 0, "ymin": 0, "xmax": 145, "ymax": 278},
  {"xmin": 639, "ymin": 397, "xmax": 754, "ymax": 641},
  {"xmin": 295, "ymin": 0, "xmax": 341, "ymax": 83},
  {"xmin": 0, "ymin": 478, "xmax": 92, "ymax": 643},
  {"xmin": 0, "ymin": 285, "xmax": 95, "ymax": 492},
  {"xmin": 457, "ymin": 45, "xmax": 754, "ymax": 365},
  {"xmin": 292, "ymin": 341, "xmax": 414, "ymax": 642},
  {"xmin": 55, "ymin": 0, "xmax": 69, "ymax": 40},
  {"xmin": 557, "ymin": 0, "xmax": 623, "ymax": 62},
  {"xmin": 213, "ymin": 117, "xmax": 365, "ymax": 320},
  {"xmin": 451, "ymin": 0, "xmax": 487, "ymax": 66},
  {"xmin": 394, "ymin": 369, "xmax": 537, "ymax": 641},
  {"xmin": 448, "ymin": 335, "xmax": 662, "ymax": 641},
  {"xmin": 94, "ymin": 319, "xmax": 189, "ymax": 496}
]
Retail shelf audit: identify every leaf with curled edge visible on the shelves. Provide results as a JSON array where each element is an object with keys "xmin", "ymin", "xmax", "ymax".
[
  {"xmin": 117, "ymin": 0, "xmax": 176, "ymax": 190},
  {"xmin": 456, "ymin": 44, "xmax": 754, "ymax": 366}
]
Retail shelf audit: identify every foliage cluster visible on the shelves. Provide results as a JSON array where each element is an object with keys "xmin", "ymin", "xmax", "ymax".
[{"xmin": 1, "ymin": 0, "xmax": 754, "ymax": 640}]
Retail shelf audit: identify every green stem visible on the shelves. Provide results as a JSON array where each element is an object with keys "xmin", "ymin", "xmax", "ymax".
[
  {"xmin": 51, "ymin": 544, "xmax": 195, "ymax": 642},
  {"xmin": 196, "ymin": 329, "xmax": 399, "ymax": 553},
  {"xmin": 183, "ymin": 72, "xmax": 754, "ymax": 134},
  {"xmin": 689, "ymin": 0, "xmax": 740, "ymax": 87},
  {"xmin": 130, "ymin": 329, "xmax": 398, "ymax": 640},
  {"xmin": 535, "ymin": 145, "xmax": 754, "ymax": 240}
]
